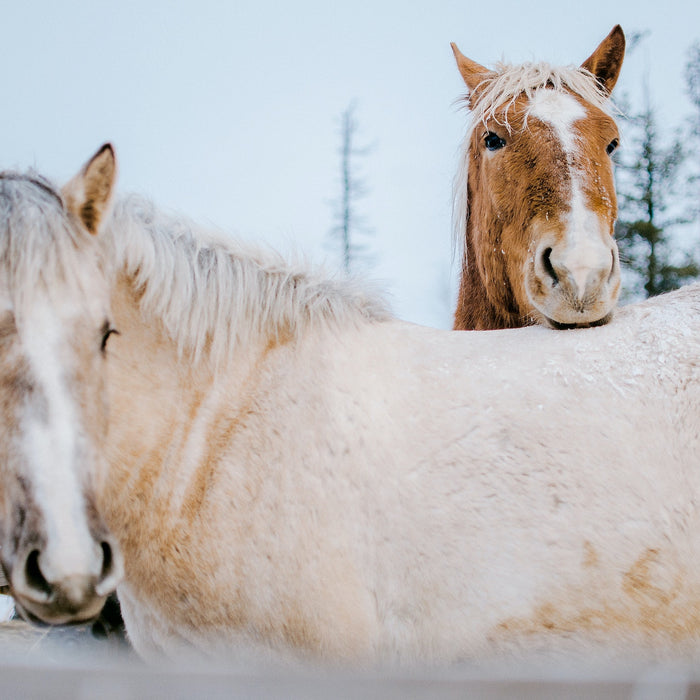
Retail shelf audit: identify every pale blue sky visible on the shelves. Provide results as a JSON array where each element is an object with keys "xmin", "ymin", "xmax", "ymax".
[{"xmin": 1, "ymin": 1, "xmax": 698, "ymax": 327}]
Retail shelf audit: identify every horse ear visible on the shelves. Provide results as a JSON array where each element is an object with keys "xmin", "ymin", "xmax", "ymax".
[
  {"xmin": 62, "ymin": 144, "xmax": 117, "ymax": 235},
  {"xmin": 451, "ymin": 43, "xmax": 494, "ymax": 95},
  {"xmin": 581, "ymin": 25, "xmax": 626, "ymax": 95}
]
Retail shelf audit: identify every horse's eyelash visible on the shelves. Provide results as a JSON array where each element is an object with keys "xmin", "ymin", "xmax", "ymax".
[{"xmin": 100, "ymin": 323, "xmax": 119, "ymax": 352}]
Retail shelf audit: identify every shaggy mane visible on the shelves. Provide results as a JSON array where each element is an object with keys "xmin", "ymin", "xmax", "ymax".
[
  {"xmin": 0, "ymin": 173, "xmax": 101, "ymax": 317},
  {"xmin": 452, "ymin": 61, "xmax": 616, "ymax": 257},
  {"xmin": 102, "ymin": 195, "xmax": 390, "ymax": 366}
]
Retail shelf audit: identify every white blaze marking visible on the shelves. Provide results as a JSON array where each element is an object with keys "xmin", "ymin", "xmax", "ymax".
[
  {"xmin": 528, "ymin": 90, "xmax": 585, "ymax": 154},
  {"xmin": 564, "ymin": 182, "xmax": 610, "ymax": 296},
  {"xmin": 20, "ymin": 303, "xmax": 100, "ymax": 582},
  {"xmin": 529, "ymin": 90, "xmax": 610, "ymax": 298}
]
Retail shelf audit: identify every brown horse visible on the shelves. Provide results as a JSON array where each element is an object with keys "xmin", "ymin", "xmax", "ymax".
[{"xmin": 452, "ymin": 26, "xmax": 625, "ymax": 330}]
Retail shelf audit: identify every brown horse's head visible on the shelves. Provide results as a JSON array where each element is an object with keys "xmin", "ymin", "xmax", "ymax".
[
  {"xmin": 452, "ymin": 26, "xmax": 625, "ymax": 330},
  {"xmin": 0, "ymin": 146, "xmax": 123, "ymax": 624}
]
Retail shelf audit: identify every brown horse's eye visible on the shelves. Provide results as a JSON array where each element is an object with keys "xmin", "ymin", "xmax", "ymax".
[
  {"xmin": 484, "ymin": 132, "xmax": 506, "ymax": 151},
  {"xmin": 606, "ymin": 138, "xmax": 619, "ymax": 155}
]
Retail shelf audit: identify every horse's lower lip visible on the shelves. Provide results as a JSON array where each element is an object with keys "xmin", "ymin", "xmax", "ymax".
[
  {"xmin": 16, "ymin": 605, "xmax": 102, "ymax": 627},
  {"xmin": 545, "ymin": 312, "xmax": 613, "ymax": 330},
  {"xmin": 13, "ymin": 602, "xmax": 51, "ymax": 627},
  {"xmin": 13, "ymin": 595, "xmax": 106, "ymax": 627}
]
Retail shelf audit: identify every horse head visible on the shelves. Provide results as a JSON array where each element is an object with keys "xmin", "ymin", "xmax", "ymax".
[{"xmin": 0, "ymin": 145, "xmax": 123, "ymax": 624}]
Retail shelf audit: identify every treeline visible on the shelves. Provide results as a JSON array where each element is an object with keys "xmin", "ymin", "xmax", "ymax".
[{"xmin": 615, "ymin": 40, "xmax": 700, "ymax": 298}]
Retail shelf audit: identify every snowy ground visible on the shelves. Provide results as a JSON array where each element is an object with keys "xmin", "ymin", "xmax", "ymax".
[{"xmin": 0, "ymin": 620, "xmax": 698, "ymax": 699}]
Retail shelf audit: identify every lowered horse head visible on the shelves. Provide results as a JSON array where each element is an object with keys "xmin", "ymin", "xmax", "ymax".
[
  {"xmin": 452, "ymin": 26, "xmax": 625, "ymax": 329},
  {"xmin": 0, "ymin": 146, "xmax": 123, "ymax": 624}
]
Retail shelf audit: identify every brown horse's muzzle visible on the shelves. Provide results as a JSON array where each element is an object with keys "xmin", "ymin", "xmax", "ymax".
[{"xmin": 528, "ymin": 232, "xmax": 621, "ymax": 328}]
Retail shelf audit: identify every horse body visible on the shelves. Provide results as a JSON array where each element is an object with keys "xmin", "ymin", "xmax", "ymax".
[
  {"xmin": 108, "ymin": 281, "xmax": 699, "ymax": 664},
  {"xmin": 452, "ymin": 26, "xmax": 625, "ymax": 330},
  {"xmin": 92, "ymin": 186, "xmax": 700, "ymax": 664},
  {"xmin": 2, "ymin": 146, "xmax": 700, "ymax": 666}
]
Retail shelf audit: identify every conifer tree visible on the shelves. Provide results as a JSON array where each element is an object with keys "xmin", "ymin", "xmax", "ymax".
[
  {"xmin": 615, "ymin": 81, "xmax": 699, "ymax": 296},
  {"xmin": 685, "ymin": 41, "xmax": 700, "ymax": 229},
  {"xmin": 328, "ymin": 103, "xmax": 373, "ymax": 274}
]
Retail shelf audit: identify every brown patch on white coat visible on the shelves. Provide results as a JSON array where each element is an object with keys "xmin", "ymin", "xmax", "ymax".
[{"xmin": 492, "ymin": 547, "xmax": 700, "ymax": 649}]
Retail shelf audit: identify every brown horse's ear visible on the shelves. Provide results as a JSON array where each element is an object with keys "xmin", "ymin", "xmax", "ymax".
[
  {"xmin": 62, "ymin": 143, "xmax": 117, "ymax": 235},
  {"xmin": 581, "ymin": 25, "xmax": 626, "ymax": 95},
  {"xmin": 451, "ymin": 43, "xmax": 495, "ymax": 96}
]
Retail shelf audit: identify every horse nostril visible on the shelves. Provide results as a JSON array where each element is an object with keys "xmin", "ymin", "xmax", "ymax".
[
  {"xmin": 608, "ymin": 248, "xmax": 617, "ymax": 282},
  {"xmin": 24, "ymin": 549, "xmax": 52, "ymax": 597},
  {"xmin": 541, "ymin": 247, "xmax": 559, "ymax": 286},
  {"xmin": 94, "ymin": 537, "xmax": 123, "ymax": 597},
  {"xmin": 100, "ymin": 541, "xmax": 114, "ymax": 580}
]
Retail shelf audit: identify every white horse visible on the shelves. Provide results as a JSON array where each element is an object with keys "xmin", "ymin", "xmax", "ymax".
[{"xmin": 2, "ymin": 146, "xmax": 700, "ymax": 668}]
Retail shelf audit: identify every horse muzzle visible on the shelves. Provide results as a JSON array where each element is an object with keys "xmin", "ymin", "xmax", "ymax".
[
  {"xmin": 527, "ymin": 235, "xmax": 621, "ymax": 328},
  {"xmin": 3, "ymin": 534, "xmax": 124, "ymax": 625}
]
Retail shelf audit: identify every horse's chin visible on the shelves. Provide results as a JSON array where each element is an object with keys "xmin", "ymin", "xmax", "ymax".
[
  {"xmin": 543, "ymin": 311, "xmax": 614, "ymax": 330},
  {"xmin": 13, "ymin": 593, "xmax": 108, "ymax": 627}
]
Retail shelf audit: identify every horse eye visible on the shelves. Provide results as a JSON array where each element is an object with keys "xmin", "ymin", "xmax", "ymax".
[
  {"xmin": 100, "ymin": 321, "xmax": 119, "ymax": 353},
  {"xmin": 606, "ymin": 138, "xmax": 619, "ymax": 155},
  {"xmin": 484, "ymin": 132, "xmax": 506, "ymax": 152}
]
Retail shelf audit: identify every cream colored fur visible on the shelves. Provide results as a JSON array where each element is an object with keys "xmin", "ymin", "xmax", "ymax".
[
  {"xmin": 101, "ymin": 194, "xmax": 389, "ymax": 366},
  {"xmin": 106, "ymin": 279, "xmax": 700, "ymax": 667},
  {"xmin": 4, "ymin": 150, "xmax": 700, "ymax": 668},
  {"xmin": 96, "ymin": 188, "xmax": 700, "ymax": 667}
]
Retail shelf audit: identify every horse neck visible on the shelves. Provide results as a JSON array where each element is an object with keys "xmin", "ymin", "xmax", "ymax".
[
  {"xmin": 453, "ymin": 190, "xmax": 523, "ymax": 331},
  {"xmin": 100, "ymin": 275, "xmax": 267, "ymax": 539},
  {"xmin": 99, "ymin": 272, "xmax": 344, "ymax": 622}
]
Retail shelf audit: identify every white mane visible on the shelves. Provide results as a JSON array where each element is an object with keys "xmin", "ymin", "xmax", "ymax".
[
  {"xmin": 0, "ymin": 173, "xmax": 102, "ymax": 318},
  {"xmin": 452, "ymin": 62, "xmax": 615, "ymax": 257},
  {"xmin": 102, "ymin": 195, "xmax": 391, "ymax": 366}
]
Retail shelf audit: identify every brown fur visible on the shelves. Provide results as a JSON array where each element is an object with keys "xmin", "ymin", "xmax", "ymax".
[
  {"xmin": 454, "ymin": 96, "xmax": 572, "ymax": 329},
  {"xmin": 581, "ymin": 25, "xmax": 626, "ymax": 94},
  {"xmin": 452, "ymin": 28, "xmax": 625, "ymax": 330}
]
